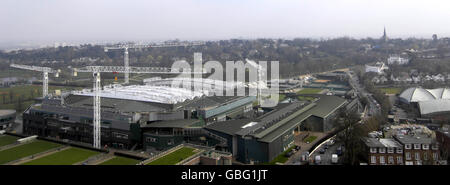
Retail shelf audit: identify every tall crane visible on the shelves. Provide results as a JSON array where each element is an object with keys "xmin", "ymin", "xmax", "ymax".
[
  {"xmin": 73, "ymin": 65, "xmax": 205, "ymax": 149},
  {"xmin": 104, "ymin": 41, "xmax": 205, "ymax": 84},
  {"xmin": 10, "ymin": 64, "xmax": 60, "ymax": 97}
]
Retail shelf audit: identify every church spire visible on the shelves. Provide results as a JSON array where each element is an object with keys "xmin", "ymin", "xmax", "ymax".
[{"xmin": 382, "ymin": 26, "xmax": 388, "ymax": 42}]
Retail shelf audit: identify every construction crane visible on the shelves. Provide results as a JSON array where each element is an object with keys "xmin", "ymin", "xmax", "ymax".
[
  {"xmin": 10, "ymin": 64, "xmax": 60, "ymax": 97},
  {"xmin": 73, "ymin": 65, "xmax": 205, "ymax": 149},
  {"xmin": 104, "ymin": 41, "xmax": 205, "ymax": 84}
]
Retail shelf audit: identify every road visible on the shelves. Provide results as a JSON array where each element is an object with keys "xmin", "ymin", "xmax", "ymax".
[
  {"xmin": 309, "ymin": 140, "xmax": 344, "ymax": 165},
  {"xmin": 346, "ymin": 71, "xmax": 381, "ymax": 119}
]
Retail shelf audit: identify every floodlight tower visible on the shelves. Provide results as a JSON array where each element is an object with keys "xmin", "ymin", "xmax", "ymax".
[
  {"xmin": 73, "ymin": 65, "xmax": 205, "ymax": 149},
  {"xmin": 104, "ymin": 41, "xmax": 205, "ymax": 84},
  {"xmin": 10, "ymin": 64, "xmax": 60, "ymax": 97}
]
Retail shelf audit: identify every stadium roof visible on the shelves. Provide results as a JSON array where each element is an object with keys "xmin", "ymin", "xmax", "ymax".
[
  {"xmin": 418, "ymin": 99, "xmax": 450, "ymax": 115},
  {"xmin": 399, "ymin": 87, "xmax": 450, "ymax": 103},
  {"xmin": 72, "ymin": 84, "xmax": 205, "ymax": 105},
  {"xmin": 399, "ymin": 87, "xmax": 450, "ymax": 115}
]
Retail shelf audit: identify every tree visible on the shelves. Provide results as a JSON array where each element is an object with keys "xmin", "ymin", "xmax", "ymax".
[{"xmin": 336, "ymin": 108, "xmax": 363, "ymax": 165}]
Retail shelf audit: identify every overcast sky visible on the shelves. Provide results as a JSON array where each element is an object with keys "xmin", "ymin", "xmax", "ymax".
[{"xmin": 1, "ymin": 0, "xmax": 450, "ymax": 44}]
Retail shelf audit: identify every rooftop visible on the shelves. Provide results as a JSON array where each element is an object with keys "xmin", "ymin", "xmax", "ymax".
[
  {"xmin": 72, "ymin": 84, "xmax": 205, "ymax": 105},
  {"xmin": 0, "ymin": 109, "xmax": 16, "ymax": 116},
  {"xmin": 363, "ymin": 138, "xmax": 402, "ymax": 148},
  {"xmin": 143, "ymin": 119, "xmax": 202, "ymax": 128}
]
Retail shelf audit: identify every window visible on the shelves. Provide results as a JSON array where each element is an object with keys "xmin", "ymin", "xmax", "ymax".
[
  {"xmin": 414, "ymin": 144, "xmax": 421, "ymax": 150},
  {"xmin": 379, "ymin": 156, "xmax": 385, "ymax": 164},
  {"xmin": 433, "ymin": 152, "xmax": 438, "ymax": 160},
  {"xmin": 396, "ymin": 148, "xmax": 403, "ymax": 154},
  {"xmin": 432, "ymin": 144, "xmax": 438, "ymax": 150},
  {"xmin": 379, "ymin": 148, "xmax": 386, "ymax": 153},
  {"xmin": 370, "ymin": 148, "xmax": 377, "ymax": 153},
  {"xmin": 423, "ymin": 152, "xmax": 428, "ymax": 161},
  {"xmin": 406, "ymin": 152, "xmax": 411, "ymax": 160},
  {"xmin": 387, "ymin": 148, "xmax": 394, "ymax": 153},
  {"xmin": 167, "ymin": 139, "xmax": 174, "ymax": 145},
  {"xmin": 146, "ymin": 137, "xmax": 157, "ymax": 143},
  {"xmin": 422, "ymin": 144, "xmax": 429, "ymax": 150},
  {"xmin": 388, "ymin": 156, "xmax": 394, "ymax": 164},
  {"xmin": 415, "ymin": 152, "xmax": 420, "ymax": 160},
  {"xmin": 371, "ymin": 156, "xmax": 376, "ymax": 164},
  {"xmin": 397, "ymin": 156, "xmax": 403, "ymax": 164},
  {"xmin": 405, "ymin": 144, "xmax": 412, "ymax": 149}
]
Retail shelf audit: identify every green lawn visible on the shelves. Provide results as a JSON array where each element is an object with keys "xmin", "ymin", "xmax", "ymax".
[
  {"xmin": 147, "ymin": 147, "xmax": 197, "ymax": 165},
  {"xmin": 0, "ymin": 135, "xmax": 18, "ymax": 147},
  {"xmin": 0, "ymin": 140, "xmax": 61, "ymax": 164},
  {"xmin": 22, "ymin": 147, "xmax": 100, "ymax": 165},
  {"xmin": 378, "ymin": 87, "xmax": 403, "ymax": 94},
  {"xmin": 279, "ymin": 94, "xmax": 286, "ymax": 101},
  {"xmin": 297, "ymin": 96, "xmax": 316, "ymax": 101},
  {"xmin": 263, "ymin": 145, "xmax": 295, "ymax": 165},
  {"xmin": 296, "ymin": 88, "xmax": 323, "ymax": 95},
  {"xmin": 0, "ymin": 85, "xmax": 82, "ymax": 104},
  {"xmin": 304, "ymin": 136, "xmax": 318, "ymax": 143},
  {"xmin": 99, "ymin": 156, "xmax": 140, "ymax": 165}
]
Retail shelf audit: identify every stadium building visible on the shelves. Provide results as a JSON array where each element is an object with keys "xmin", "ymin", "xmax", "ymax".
[
  {"xmin": 0, "ymin": 109, "xmax": 16, "ymax": 130},
  {"xmin": 399, "ymin": 87, "xmax": 450, "ymax": 119},
  {"xmin": 22, "ymin": 84, "xmax": 255, "ymax": 150},
  {"xmin": 204, "ymin": 95, "xmax": 351, "ymax": 164}
]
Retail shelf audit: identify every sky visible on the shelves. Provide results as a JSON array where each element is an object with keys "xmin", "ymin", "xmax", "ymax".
[{"xmin": 1, "ymin": 0, "xmax": 450, "ymax": 44}]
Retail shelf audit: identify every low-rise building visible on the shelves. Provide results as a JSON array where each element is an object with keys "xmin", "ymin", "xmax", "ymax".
[
  {"xmin": 362, "ymin": 138, "xmax": 404, "ymax": 165},
  {"xmin": 393, "ymin": 133, "xmax": 440, "ymax": 165}
]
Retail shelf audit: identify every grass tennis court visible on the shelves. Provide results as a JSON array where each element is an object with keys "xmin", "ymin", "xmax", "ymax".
[
  {"xmin": 22, "ymin": 147, "xmax": 100, "ymax": 165},
  {"xmin": 147, "ymin": 147, "xmax": 197, "ymax": 165},
  {"xmin": 99, "ymin": 156, "xmax": 140, "ymax": 165},
  {"xmin": 296, "ymin": 88, "xmax": 323, "ymax": 95},
  {"xmin": 0, "ymin": 135, "xmax": 18, "ymax": 147},
  {"xmin": 0, "ymin": 140, "xmax": 61, "ymax": 164}
]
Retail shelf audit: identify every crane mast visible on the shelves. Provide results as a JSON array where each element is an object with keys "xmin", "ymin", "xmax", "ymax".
[
  {"xmin": 104, "ymin": 41, "xmax": 204, "ymax": 84},
  {"xmin": 73, "ymin": 65, "xmax": 205, "ymax": 149},
  {"xmin": 10, "ymin": 64, "xmax": 59, "ymax": 97}
]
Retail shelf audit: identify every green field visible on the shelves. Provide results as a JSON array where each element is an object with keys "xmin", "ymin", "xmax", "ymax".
[
  {"xmin": 279, "ymin": 94, "xmax": 286, "ymax": 101},
  {"xmin": 0, "ymin": 135, "xmax": 18, "ymax": 147},
  {"xmin": 378, "ymin": 87, "xmax": 403, "ymax": 94},
  {"xmin": 99, "ymin": 156, "xmax": 140, "ymax": 165},
  {"xmin": 263, "ymin": 145, "xmax": 295, "ymax": 165},
  {"xmin": 0, "ymin": 140, "xmax": 61, "ymax": 164},
  {"xmin": 297, "ymin": 96, "xmax": 316, "ymax": 101},
  {"xmin": 296, "ymin": 88, "xmax": 323, "ymax": 95},
  {"xmin": 147, "ymin": 147, "xmax": 197, "ymax": 165},
  {"xmin": 0, "ymin": 85, "xmax": 81, "ymax": 103},
  {"xmin": 304, "ymin": 136, "xmax": 318, "ymax": 143},
  {"xmin": 22, "ymin": 147, "xmax": 100, "ymax": 165}
]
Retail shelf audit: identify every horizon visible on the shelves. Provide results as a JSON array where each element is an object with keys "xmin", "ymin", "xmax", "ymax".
[{"xmin": 2, "ymin": 0, "xmax": 450, "ymax": 49}]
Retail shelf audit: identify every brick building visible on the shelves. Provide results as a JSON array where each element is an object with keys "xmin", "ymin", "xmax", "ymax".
[
  {"xmin": 393, "ymin": 134, "xmax": 440, "ymax": 165},
  {"xmin": 362, "ymin": 138, "xmax": 404, "ymax": 165}
]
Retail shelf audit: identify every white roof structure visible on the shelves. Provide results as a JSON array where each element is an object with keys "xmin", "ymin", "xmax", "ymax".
[
  {"xmin": 72, "ymin": 84, "xmax": 205, "ymax": 104},
  {"xmin": 399, "ymin": 87, "xmax": 450, "ymax": 115},
  {"xmin": 418, "ymin": 100, "xmax": 450, "ymax": 115},
  {"xmin": 143, "ymin": 77, "xmax": 265, "ymax": 93},
  {"xmin": 399, "ymin": 87, "xmax": 450, "ymax": 103}
]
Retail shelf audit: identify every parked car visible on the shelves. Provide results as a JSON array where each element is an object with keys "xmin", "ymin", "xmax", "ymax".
[
  {"xmin": 295, "ymin": 145, "xmax": 301, "ymax": 150},
  {"xmin": 314, "ymin": 155, "xmax": 321, "ymax": 165},
  {"xmin": 331, "ymin": 154, "xmax": 338, "ymax": 164},
  {"xmin": 319, "ymin": 148, "xmax": 326, "ymax": 154},
  {"xmin": 285, "ymin": 150, "xmax": 295, "ymax": 157},
  {"xmin": 336, "ymin": 147, "xmax": 342, "ymax": 156},
  {"xmin": 328, "ymin": 139, "xmax": 335, "ymax": 146}
]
